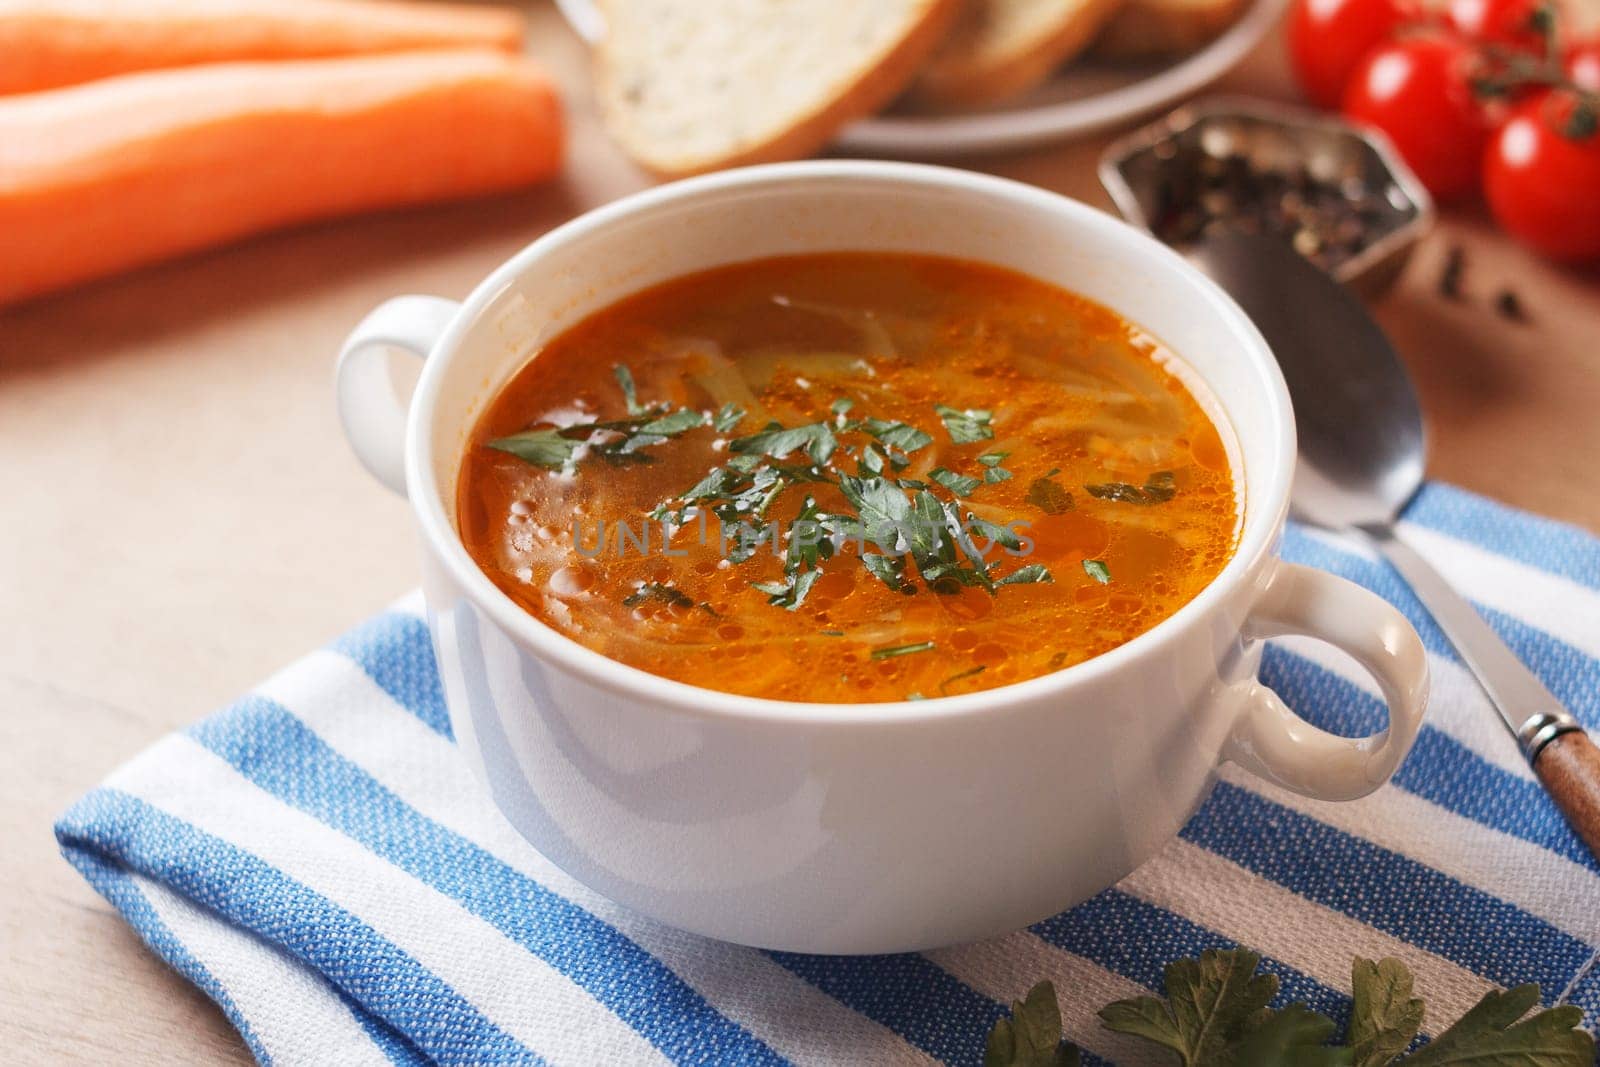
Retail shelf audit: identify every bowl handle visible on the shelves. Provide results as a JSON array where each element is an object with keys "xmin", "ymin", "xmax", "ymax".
[
  {"xmin": 1226, "ymin": 561, "xmax": 1429, "ymax": 801},
  {"xmin": 334, "ymin": 295, "xmax": 460, "ymax": 497}
]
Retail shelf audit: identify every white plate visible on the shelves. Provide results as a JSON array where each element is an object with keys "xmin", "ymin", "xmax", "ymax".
[{"xmin": 553, "ymin": 0, "xmax": 1287, "ymax": 156}]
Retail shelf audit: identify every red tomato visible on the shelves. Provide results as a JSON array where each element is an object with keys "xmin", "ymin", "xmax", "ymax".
[
  {"xmin": 1341, "ymin": 34, "xmax": 1492, "ymax": 200},
  {"xmin": 1447, "ymin": 0, "xmax": 1552, "ymax": 50},
  {"xmin": 1289, "ymin": 0, "xmax": 1418, "ymax": 108},
  {"xmin": 1567, "ymin": 38, "xmax": 1600, "ymax": 91},
  {"xmin": 1484, "ymin": 90, "xmax": 1600, "ymax": 261}
]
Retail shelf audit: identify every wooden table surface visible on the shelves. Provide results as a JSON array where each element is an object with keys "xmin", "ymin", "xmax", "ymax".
[{"xmin": 3, "ymin": 4, "xmax": 1598, "ymax": 1063}]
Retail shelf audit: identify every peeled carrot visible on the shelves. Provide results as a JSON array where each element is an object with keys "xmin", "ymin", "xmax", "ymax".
[
  {"xmin": 0, "ymin": 0, "xmax": 526, "ymax": 95},
  {"xmin": 0, "ymin": 50, "xmax": 564, "ymax": 305}
]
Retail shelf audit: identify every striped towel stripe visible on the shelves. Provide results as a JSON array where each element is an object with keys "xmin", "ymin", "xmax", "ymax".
[{"xmin": 55, "ymin": 483, "xmax": 1600, "ymax": 1066}]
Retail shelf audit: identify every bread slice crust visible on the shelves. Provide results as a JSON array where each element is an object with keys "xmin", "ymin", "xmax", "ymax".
[
  {"xmin": 1091, "ymin": 0, "xmax": 1247, "ymax": 60},
  {"xmin": 910, "ymin": 0, "xmax": 1128, "ymax": 108},
  {"xmin": 595, "ymin": 0, "xmax": 963, "ymax": 177}
]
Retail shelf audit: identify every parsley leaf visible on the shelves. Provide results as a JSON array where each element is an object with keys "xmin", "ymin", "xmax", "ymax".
[
  {"xmin": 978, "ymin": 451, "xmax": 1010, "ymax": 467},
  {"xmin": 1027, "ymin": 477, "xmax": 1073, "ymax": 515},
  {"xmin": 1094, "ymin": 950, "xmax": 1595, "ymax": 1067},
  {"xmin": 1086, "ymin": 470, "xmax": 1176, "ymax": 505},
  {"xmin": 930, "ymin": 467, "xmax": 983, "ymax": 496},
  {"xmin": 613, "ymin": 364, "xmax": 646, "ymax": 415},
  {"xmin": 837, "ymin": 473, "xmax": 913, "ymax": 548},
  {"xmin": 1231, "ymin": 1004, "xmax": 1347, "ymax": 1067},
  {"xmin": 1405, "ymin": 984, "xmax": 1592, "ymax": 1066},
  {"xmin": 494, "ymin": 367, "xmax": 708, "ymax": 472},
  {"xmin": 679, "ymin": 466, "xmax": 736, "ymax": 502},
  {"xmin": 1347, "ymin": 958, "xmax": 1424, "ymax": 1067},
  {"xmin": 969, "ymin": 515, "xmax": 1023, "ymax": 552},
  {"xmin": 861, "ymin": 552, "xmax": 909, "ymax": 591},
  {"xmin": 917, "ymin": 493, "xmax": 994, "ymax": 590},
  {"xmin": 487, "ymin": 428, "xmax": 582, "ymax": 470},
  {"xmin": 638, "ymin": 408, "xmax": 707, "ymax": 436},
  {"xmin": 984, "ymin": 981, "xmax": 1081, "ymax": 1067},
  {"xmin": 1082, "ymin": 559, "xmax": 1111, "ymax": 584},
  {"xmin": 731, "ymin": 422, "xmax": 838, "ymax": 467},
  {"xmin": 935, "ymin": 403, "xmax": 995, "ymax": 444},
  {"xmin": 784, "ymin": 495, "xmax": 835, "ymax": 576},
  {"xmin": 622, "ymin": 583, "xmax": 694, "ymax": 610},
  {"xmin": 998, "ymin": 563, "xmax": 1053, "ymax": 586},
  {"xmin": 1099, "ymin": 948, "xmax": 1279, "ymax": 1065},
  {"xmin": 752, "ymin": 568, "xmax": 820, "ymax": 611},
  {"xmin": 862, "ymin": 417, "xmax": 934, "ymax": 453},
  {"xmin": 713, "ymin": 403, "xmax": 746, "ymax": 433}
]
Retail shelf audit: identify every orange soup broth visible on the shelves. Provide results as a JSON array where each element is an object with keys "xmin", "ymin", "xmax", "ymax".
[{"xmin": 458, "ymin": 253, "xmax": 1239, "ymax": 703}]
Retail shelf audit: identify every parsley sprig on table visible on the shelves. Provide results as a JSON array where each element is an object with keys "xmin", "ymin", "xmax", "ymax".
[{"xmin": 984, "ymin": 949, "xmax": 1594, "ymax": 1067}]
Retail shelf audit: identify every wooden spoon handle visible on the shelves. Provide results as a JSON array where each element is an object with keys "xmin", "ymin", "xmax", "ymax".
[{"xmin": 1532, "ymin": 729, "xmax": 1600, "ymax": 864}]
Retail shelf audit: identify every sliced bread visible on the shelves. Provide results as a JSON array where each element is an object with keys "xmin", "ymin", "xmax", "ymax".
[
  {"xmin": 1091, "ymin": 0, "xmax": 1247, "ymax": 60},
  {"xmin": 594, "ymin": 0, "xmax": 961, "ymax": 177},
  {"xmin": 908, "ymin": 0, "xmax": 1127, "ymax": 109}
]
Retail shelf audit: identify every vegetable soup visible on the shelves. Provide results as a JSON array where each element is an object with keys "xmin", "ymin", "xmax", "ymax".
[{"xmin": 458, "ymin": 253, "xmax": 1239, "ymax": 702}]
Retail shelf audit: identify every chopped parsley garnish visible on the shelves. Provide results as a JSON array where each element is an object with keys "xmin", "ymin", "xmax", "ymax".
[
  {"xmin": 636, "ymin": 408, "xmax": 708, "ymax": 437},
  {"xmin": 1026, "ymin": 476, "xmax": 1073, "ymax": 515},
  {"xmin": 1085, "ymin": 470, "xmax": 1176, "ymax": 505},
  {"xmin": 862, "ymin": 417, "xmax": 934, "ymax": 454},
  {"xmin": 998, "ymin": 564, "xmax": 1052, "ymax": 586},
  {"xmin": 622, "ymin": 583, "xmax": 695, "ymax": 609},
  {"xmin": 491, "ymin": 376, "xmax": 1069, "ymax": 614},
  {"xmin": 1082, "ymin": 559, "xmax": 1111, "ymax": 584},
  {"xmin": 486, "ymin": 427, "xmax": 583, "ymax": 471},
  {"xmin": 730, "ymin": 421, "xmax": 838, "ymax": 467},
  {"xmin": 929, "ymin": 467, "xmax": 983, "ymax": 496},
  {"xmin": 613, "ymin": 364, "xmax": 646, "ymax": 415},
  {"xmin": 871, "ymin": 641, "xmax": 935, "ymax": 660},
  {"xmin": 487, "ymin": 363, "xmax": 708, "ymax": 472},
  {"xmin": 934, "ymin": 403, "xmax": 994, "ymax": 444},
  {"xmin": 939, "ymin": 665, "xmax": 986, "ymax": 694}
]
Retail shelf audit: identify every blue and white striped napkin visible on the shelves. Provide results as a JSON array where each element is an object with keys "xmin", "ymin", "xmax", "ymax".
[{"xmin": 57, "ymin": 483, "xmax": 1600, "ymax": 1066}]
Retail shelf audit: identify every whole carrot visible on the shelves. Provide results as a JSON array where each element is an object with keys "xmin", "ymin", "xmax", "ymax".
[
  {"xmin": 0, "ymin": 50, "xmax": 564, "ymax": 305},
  {"xmin": 0, "ymin": 0, "xmax": 526, "ymax": 95}
]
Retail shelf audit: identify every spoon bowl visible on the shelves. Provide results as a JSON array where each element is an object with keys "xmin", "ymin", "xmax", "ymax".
[{"xmin": 1188, "ymin": 231, "xmax": 1425, "ymax": 529}]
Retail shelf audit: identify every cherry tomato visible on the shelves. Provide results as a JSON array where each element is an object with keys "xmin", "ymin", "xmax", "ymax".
[
  {"xmin": 1447, "ymin": 0, "xmax": 1552, "ymax": 51},
  {"xmin": 1341, "ymin": 34, "xmax": 1493, "ymax": 200},
  {"xmin": 1289, "ymin": 0, "xmax": 1418, "ymax": 108},
  {"xmin": 1567, "ymin": 38, "xmax": 1600, "ymax": 91},
  {"xmin": 1484, "ymin": 90, "xmax": 1600, "ymax": 261}
]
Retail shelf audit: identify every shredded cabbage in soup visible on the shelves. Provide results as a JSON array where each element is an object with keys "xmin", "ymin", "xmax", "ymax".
[{"xmin": 458, "ymin": 253, "xmax": 1238, "ymax": 703}]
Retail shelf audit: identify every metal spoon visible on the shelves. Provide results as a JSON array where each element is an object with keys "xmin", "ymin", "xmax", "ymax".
[{"xmin": 1190, "ymin": 230, "xmax": 1600, "ymax": 859}]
